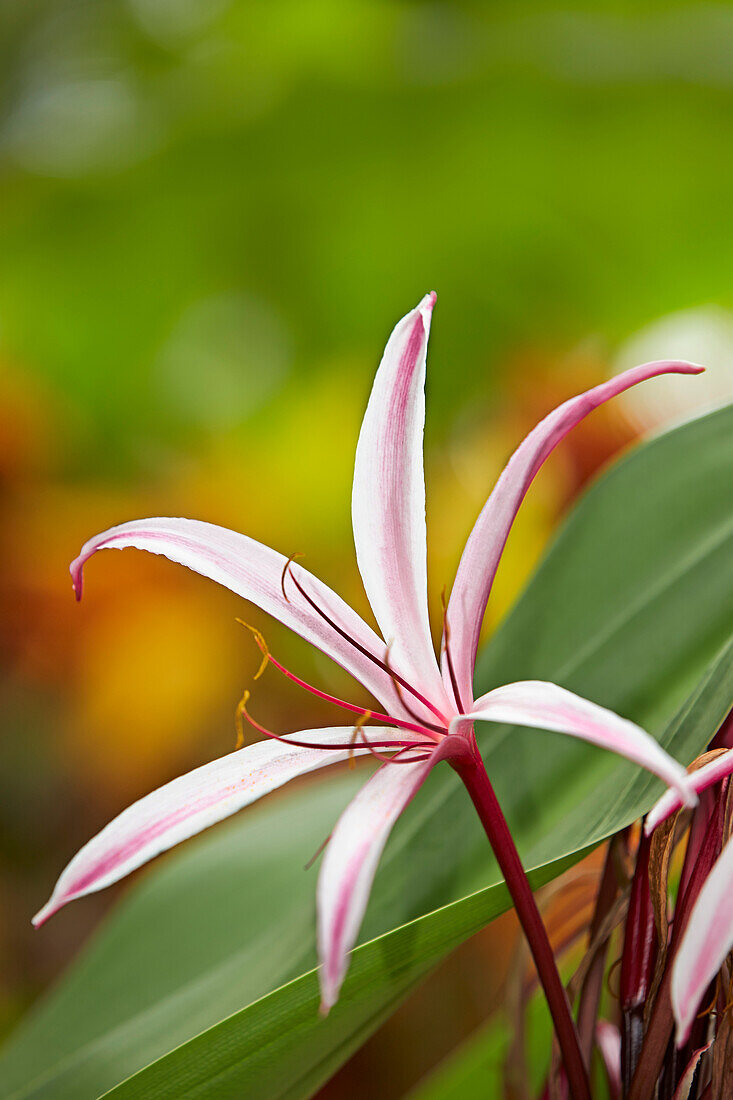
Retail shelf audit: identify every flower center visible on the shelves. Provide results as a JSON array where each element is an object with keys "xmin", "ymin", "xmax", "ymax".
[
  {"xmin": 281, "ymin": 557, "xmax": 448, "ymax": 727},
  {"xmin": 231, "ymin": 556, "xmax": 461, "ymax": 760}
]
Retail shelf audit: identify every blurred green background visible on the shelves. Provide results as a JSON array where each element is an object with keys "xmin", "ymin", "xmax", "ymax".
[{"xmin": 1, "ymin": 1, "xmax": 732, "ymax": 1095}]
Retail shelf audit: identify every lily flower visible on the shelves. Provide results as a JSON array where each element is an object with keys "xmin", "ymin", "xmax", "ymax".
[
  {"xmin": 34, "ymin": 293, "xmax": 699, "ymax": 1015},
  {"xmin": 645, "ymin": 747, "xmax": 733, "ymax": 1045}
]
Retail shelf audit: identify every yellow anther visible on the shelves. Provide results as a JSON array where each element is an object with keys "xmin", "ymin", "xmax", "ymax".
[
  {"xmin": 696, "ymin": 976, "xmax": 721, "ymax": 1021},
  {"xmin": 234, "ymin": 689, "xmax": 252, "ymax": 750},
  {"xmin": 347, "ymin": 711, "xmax": 372, "ymax": 769},
  {"xmin": 236, "ymin": 618, "xmax": 271, "ymax": 680}
]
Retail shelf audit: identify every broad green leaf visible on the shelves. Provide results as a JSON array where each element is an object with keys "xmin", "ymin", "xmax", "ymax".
[
  {"xmin": 101, "ymin": 635, "xmax": 733, "ymax": 1100},
  {"xmin": 2, "ymin": 406, "xmax": 732, "ymax": 1099}
]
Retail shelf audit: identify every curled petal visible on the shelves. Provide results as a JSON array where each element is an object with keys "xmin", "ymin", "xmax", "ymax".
[
  {"xmin": 459, "ymin": 680, "xmax": 696, "ymax": 807},
  {"xmin": 70, "ymin": 518, "xmax": 405, "ymax": 715},
  {"xmin": 646, "ymin": 749, "xmax": 733, "ymax": 834},
  {"xmin": 352, "ymin": 293, "xmax": 449, "ymax": 716},
  {"xmin": 317, "ymin": 738, "xmax": 456, "ymax": 1010},
  {"xmin": 443, "ymin": 361, "xmax": 704, "ymax": 705},
  {"xmin": 33, "ymin": 727, "xmax": 405, "ymax": 927},
  {"xmin": 672, "ymin": 837, "xmax": 733, "ymax": 1045}
]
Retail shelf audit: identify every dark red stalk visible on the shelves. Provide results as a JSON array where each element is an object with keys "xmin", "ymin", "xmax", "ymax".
[
  {"xmin": 620, "ymin": 828, "xmax": 658, "ymax": 1093},
  {"xmin": 658, "ymin": 985, "xmax": 712, "ymax": 1100},
  {"xmin": 672, "ymin": 713, "xmax": 733, "ymax": 911},
  {"xmin": 283, "ymin": 565, "xmax": 447, "ymax": 725},
  {"xmin": 576, "ymin": 835, "xmax": 625, "ymax": 1066},
  {"xmin": 627, "ymin": 786, "xmax": 727, "ymax": 1100},
  {"xmin": 451, "ymin": 736, "xmax": 591, "ymax": 1100}
]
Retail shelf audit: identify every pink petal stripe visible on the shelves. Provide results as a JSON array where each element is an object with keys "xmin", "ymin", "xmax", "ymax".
[
  {"xmin": 672, "ymin": 837, "xmax": 733, "ymax": 1045},
  {"xmin": 70, "ymin": 517, "xmax": 406, "ymax": 716},
  {"xmin": 442, "ymin": 361, "xmax": 704, "ymax": 704},
  {"xmin": 33, "ymin": 727, "xmax": 405, "ymax": 928},
  {"xmin": 317, "ymin": 738, "xmax": 453, "ymax": 1010},
  {"xmin": 352, "ymin": 294, "xmax": 451, "ymax": 719},
  {"xmin": 460, "ymin": 680, "xmax": 696, "ymax": 807},
  {"xmin": 645, "ymin": 749, "xmax": 733, "ymax": 834}
]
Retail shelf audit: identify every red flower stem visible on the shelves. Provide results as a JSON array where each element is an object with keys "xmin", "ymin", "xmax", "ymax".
[{"xmin": 451, "ymin": 740, "xmax": 591, "ymax": 1100}]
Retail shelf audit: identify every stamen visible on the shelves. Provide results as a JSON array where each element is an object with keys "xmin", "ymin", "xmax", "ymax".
[
  {"xmin": 723, "ymin": 975, "xmax": 733, "ymax": 1021},
  {"xmin": 435, "ymin": 589, "xmax": 464, "ymax": 717},
  {"xmin": 234, "ymin": 689, "xmax": 250, "ymax": 750},
  {"xmin": 348, "ymin": 712, "xmax": 371, "ymax": 770},
  {"xmin": 280, "ymin": 552, "xmax": 304, "ymax": 602},
  {"xmin": 281, "ymin": 559, "xmax": 447, "ymax": 727},
  {"xmin": 353, "ymin": 741, "xmax": 434, "ymax": 766},
  {"xmin": 237, "ymin": 620, "xmax": 270, "ymax": 680},
  {"xmin": 236, "ymin": 618, "xmax": 441, "ymax": 738},
  {"xmin": 236, "ymin": 691, "xmax": 434, "ymax": 755},
  {"xmin": 696, "ymin": 978, "xmax": 720, "ymax": 1021},
  {"xmin": 305, "ymin": 832, "xmax": 332, "ymax": 871},
  {"xmin": 383, "ymin": 643, "xmax": 443, "ymax": 735}
]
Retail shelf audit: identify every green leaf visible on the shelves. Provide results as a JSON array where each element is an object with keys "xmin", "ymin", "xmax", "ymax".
[
  {"xmin": 103, "ymin": 636, "xmax": 733, "ymax": 1100},
  {"xmin": 404, "ymin": 993, "xmax": 597, "ymax": 1100},
  {"xmin": 3, "ymin": 406, "xmax": 733, "ymax": 1099},
  {"xmin": 405, "ymin": 1018, "xmax": 510, "ymax": 1100}
]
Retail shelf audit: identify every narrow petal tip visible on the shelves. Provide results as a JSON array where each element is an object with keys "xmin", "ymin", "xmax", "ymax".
[
  {"xmin": 415, "ymin": 291, "xmax": 436, "ymax": 333},
  {"xmin": 675, "ymin": 1016, "xmax": 693, "ymax": 1049},
  {"xmin": 672, "ymin": 360, "xmax": 705, "ymax": 376},
  {"xmin": 32, "ymin": 897, "xmax": 61, "ymax": 928},
  {"xmin": 69, "ymin": 555, "xmax": 84, "ymax": 601},
  {"xmin": 643, "ymin": 359, "xmax": 704, "ymax": 377},
  {"xmin": 319, "ymin": 974, "xmax": 338, "ymax": 1016}
]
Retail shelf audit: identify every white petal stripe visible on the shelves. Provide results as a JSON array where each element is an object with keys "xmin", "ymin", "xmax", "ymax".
[
  {"xmin": 70, "ymin": 517, "xmax": 406, "ymax": 716},
  {"xmin": 352, "ymin": 294, "xmax": 450, "ymax": 717},
  {"xmin": 317, "ymin": 745, "xmax": 444, "ymax": 1010},
  {"xmin": 33, "ymin": 728, "xmax": 406, "ymax": 927},
  {"xmin": 460, "ymin": 681, "xmax": 696, "ymax": 807},
  {"xmin": 443, "ymin": 361, "xmax": 703, "ymax": 704}
]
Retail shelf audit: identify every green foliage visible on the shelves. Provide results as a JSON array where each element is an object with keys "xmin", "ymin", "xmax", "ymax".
[
  {"xmin": 3, "ymin": 3, "xmax": 733, "ymax": 464},
  {"xmin": 405, "ymin": 993, "xmax": 612, "ymax": 1100},
  {"xmin": 1, "ymin": 406, "xmax": 731, "ymax": 1098}
]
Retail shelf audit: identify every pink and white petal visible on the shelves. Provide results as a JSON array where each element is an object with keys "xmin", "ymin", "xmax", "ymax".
[
  {"xmin": 646, "ymin": 749, "xmax": 733, "ymax": 835},
  {"xmin": 351, "ymin": 294, "xmax": 449, "ymax": 716},
  {"xmin": 672, "ymin": 837, "xmax": 733, "ymax": 1045},
  {"xmin": 443, "ymin": 360, "xmax": 704, "ymax": 704},
  {"xmin": 459, "ymin": 681, "xmax": 696, "ymax": 807},
  {"xmin": 33, "ymin": 727, "xmax": 406, "ymax": 928},
  {"xmin": 317, "ymin": 740, "xmax": 449, "ymax": 1010},
  {"xmin": 70, "ymin": 518, "xmax": 403, "ymax": 715}
]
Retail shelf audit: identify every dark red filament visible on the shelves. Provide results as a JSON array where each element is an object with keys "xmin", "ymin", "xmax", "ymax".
[{"xmin": 281, "ymin": 559, "xmax": 448, "ymax": 728}]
